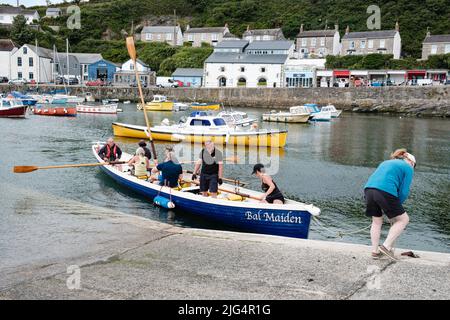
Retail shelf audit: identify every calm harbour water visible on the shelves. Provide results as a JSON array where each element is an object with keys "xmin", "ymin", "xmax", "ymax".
[{"xmin": 0, "ymin": 104, "xmax": 449, "ymax": 260}]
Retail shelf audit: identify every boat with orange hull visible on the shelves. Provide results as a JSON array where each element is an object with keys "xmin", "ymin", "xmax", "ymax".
[{"xmin": 33, "ymin": 106, "xmax": 77, "ymax": 117}]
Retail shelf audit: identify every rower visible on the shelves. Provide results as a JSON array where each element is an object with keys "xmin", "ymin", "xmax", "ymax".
[
  {"xmin": 98, "ymin": 138, "xmax": 122, "ymax": 163},
  {"xmin": 252, "ymin": 163, "xmax": 285, "ymax": 204},
  {"xmin": 191, "ymin": 140, "xmax": 223, "ymax": 198}
]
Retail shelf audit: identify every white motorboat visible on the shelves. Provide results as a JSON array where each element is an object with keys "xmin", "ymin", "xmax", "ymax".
[
  {"xmin": 174, "ymin": 102, "xmax": 189, "ymax": 111},
  {"xmin": 321, "ymin": 104, "xmax": 342, "ymax": 118},
  {"xmin": 304, "ymin": 104, "xmax": 332, "ymax": 122},
  {"xmin": 262, "ymin": 106, "xmax": 311, "ymax": 123},
  {"xmin": 217, "ymin": 110, "xmax": 257, "ymax": 127}
]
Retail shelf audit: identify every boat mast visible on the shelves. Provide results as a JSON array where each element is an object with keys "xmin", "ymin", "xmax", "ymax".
[
  {"xmin": 66, "ymin": 38, "xmax": 69, "ymax": 89},
  {"xmin": 35, "ymin": 38, "xmax": 40, "ymax": 84},
  {"xmin": 52, "ymin": 44, "xmax": 55, "ymax": 83}
]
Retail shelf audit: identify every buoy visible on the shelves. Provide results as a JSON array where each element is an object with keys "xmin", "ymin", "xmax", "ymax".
[{"xmin": 153, "ymin": 195, "xmax": 175, "ymax": 209}]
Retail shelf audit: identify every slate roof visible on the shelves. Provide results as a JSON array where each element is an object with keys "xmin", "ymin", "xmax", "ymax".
[
  {"xmin": 205, "ymin": 53, "xmax": 288, "ymax": 64},
  {"xmin": 297, "ymin": 30, "xmax": 337, "ymax": 38},
  {"xmin": 215, "ymin": 40, "xmax": 249, "ymax": 49},
  {"xmin": 141, "ymin": 26, "xmax": 180, "ymax": 33},
  {"xmin": 423, "ymin": 35, "xmax": 450, "ymax": 43},
  {"xmin": 342, "ymin": 30, "xmax": 398, "ymax": 40},
  {"xmin": 0, "ymin": 39, "xmax": 16, "ymax": 52},
  {"xmin": 172, "ymin": 68, "xmax": 204, "ymax": 77},
  {"xmin": 71, "ymin": 53, "xmax": 103, "ymax": 64},
  {"xmin": 243, "ymin": 28, "xmax": 285, "ymax": 39},
  {"xmin": 246, "ymin": 40, "xmax": 294, "ymax": 50},
  {"xmin": 185, "ymin": 27, "xmax": 226, "ymax": 34},
  {"xmin": 0, "ymin": 7, "xmax": 38, "ymax": 15}
]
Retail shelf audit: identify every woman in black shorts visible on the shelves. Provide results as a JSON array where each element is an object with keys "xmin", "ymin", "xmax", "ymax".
[{"xmin": 252, "ymin": 164, "xmax": 285, "ymax": 204}]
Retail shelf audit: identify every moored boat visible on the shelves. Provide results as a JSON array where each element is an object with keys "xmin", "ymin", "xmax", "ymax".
[
  {"xmin": 305, "ymin": 104, "xmax": 332, "ymax": 122},
  {"xmin": 0, "ymin": 96, "xmax": 28, "ymax": 118},
  {"xmin": 10, "ymin": 91, "xmax": 37, "ymax": 106},
  {"xmin": 33, "ymin": 105, "xmax": 77, "ymax": 117},
  {"xmin": 191, "ymin": 102, "xmax": 221, "ymax": 110},
  {"xmin": 76, "ymin": 103, "xmax": 118, "ymax": 114},
  {"xmin": 112, "ymin": 112, "xmax": 287, "ymax": 147},
  {"xmin": 262, "ymin": 106, "xmax": 311, "ymax": 123},
  {"xmin": 137, "ymin": 95, "xmax": 174, "ymax": 111},
  {"xmin": 321, "ymin": 104, "xmax": 342, "ymax": 118},
  {"xmin": 217, "ymin": 110, "xmax": 257, "ymax": 127},
  {"xmin": 92, "ymin": 144, "xmax": 320, "ymax": 239}
]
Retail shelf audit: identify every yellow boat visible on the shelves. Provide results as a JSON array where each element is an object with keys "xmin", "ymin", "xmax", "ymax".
[
  {"xmin": 191, "ymin": 102, "xmax": 221, "ymax": 111},
  {"xmin": 137, "ymin": 95, "xmax": 174, "ymax": 111},
  {"xmin": 112, "ymin": 115, "xmax": 287, "ymax": 148}
]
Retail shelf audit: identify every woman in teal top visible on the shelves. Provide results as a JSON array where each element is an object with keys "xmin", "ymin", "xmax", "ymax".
[{"xmin": 364, "ymin": 149, "xmax": 416, "ymax": 261}]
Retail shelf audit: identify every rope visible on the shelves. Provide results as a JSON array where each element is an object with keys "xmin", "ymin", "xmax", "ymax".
[{"xmin": 312, "ymin": 216, "xmax": 371, "ymax": 238}]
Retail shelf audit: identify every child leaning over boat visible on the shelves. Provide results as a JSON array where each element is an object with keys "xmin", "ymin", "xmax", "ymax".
[{"xmin": 364, "ymin": 148, "xmax": 416, "ymax": 261}]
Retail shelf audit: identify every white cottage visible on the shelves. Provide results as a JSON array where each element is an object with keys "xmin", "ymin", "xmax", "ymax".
[
  {"xmin": 0, "ymin": 39, "xmax": 17, "ymax": 79},
  {"xmin": 0, "ymin": 7, "xmax": 40, "ymax": 25},
  {"xmin": 114, "ymin": 58, "xmax": 156, "ymax": 86},
  {"xmin": 10, "ymin": 44, "xmax": 53, "ymax": 83}
]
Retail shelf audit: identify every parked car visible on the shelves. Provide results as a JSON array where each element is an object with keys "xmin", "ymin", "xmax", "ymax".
[
  {"xmin": 86, "ymin": 79, "xmax": 105, "ymax": 86},
  {"xmin": 0, "ymin": 76, "xmax": 8, "ymax": 83},
  {"xmin": 8, "ymin": 78, "xmax": 27, "ymax": 85},
  {"xmin": 64, "ymin": 77, "xmax": 79, "ymax": 85},
  {"xmin": 156, "ymin": 77, "xmax": 179, "ymax": 88}
]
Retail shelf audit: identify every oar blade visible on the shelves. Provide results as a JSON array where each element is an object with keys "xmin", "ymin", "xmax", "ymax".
[
  {"xmin": 126, "ymin": 36, "xmax": 137, "ymax": 60},
  {"xmin": 13, "ymin": 166, "xmax": 38, "ymax": 173}
]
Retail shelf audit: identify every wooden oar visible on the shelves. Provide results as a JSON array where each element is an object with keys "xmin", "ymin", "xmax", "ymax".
[
  {"xmin": 13, "ymin": 161, "xmax": 126, "ymax": 174},
  {"xmin": 184, "ymin": 170, "xmax": 247, "ymax": 186},
  {"xmin": 186, "ymin": 179, "xmax": 260, "ymax": 201},
  {"xmin": 126, "ymin": 36, "xmax": 157, "ymax": 161}
]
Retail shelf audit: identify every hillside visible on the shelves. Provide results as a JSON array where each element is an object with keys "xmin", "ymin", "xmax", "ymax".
[{"xmin": 31, "ymin": 0, "xmax": 450, "ymax": 58}]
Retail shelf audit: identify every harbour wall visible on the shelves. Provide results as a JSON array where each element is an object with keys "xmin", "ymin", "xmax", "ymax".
[{"xmin": 2, "ymin": 84, "xmax": 449, "ymax": 117}]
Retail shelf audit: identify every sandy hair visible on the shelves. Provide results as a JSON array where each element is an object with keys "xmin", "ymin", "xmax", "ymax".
[{"xmin": 390, "ymin": 148, "xmax": 408, "ymax": 160}]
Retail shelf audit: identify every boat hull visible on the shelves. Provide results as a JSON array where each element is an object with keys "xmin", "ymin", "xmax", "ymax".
[
  {"xmin": 33, "ymin": 107, "xmax": 77, "ymax": 117},
  {"xmin": 143, "ymin": 101, "xmax": 174, "ymax": 111},
  {"xmin": 76, "ymin": 104, "xmax": 118, "ymax": 114},
  {"xmin": 191, "ymin": 103, "xmax": 220, "ymax": 111},
  {"xmin": 0, "ymin": 105, "xmax": 28, "ymax": 118},
  {"xmin": 262, "ymin": 113, "xmax": 310, "ymax": 123},
  {"xmin": 93, "ymin": 146, "xmax": 314, "ymax": 239},
  {"xmin": 112, "ymin": 122, "xmax": 287, "ymax": 147}
]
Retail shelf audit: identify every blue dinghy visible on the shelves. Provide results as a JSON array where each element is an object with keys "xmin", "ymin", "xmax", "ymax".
[{"xmin": 92, "ymin": 144, "xmax": 320, "ymax": 239}]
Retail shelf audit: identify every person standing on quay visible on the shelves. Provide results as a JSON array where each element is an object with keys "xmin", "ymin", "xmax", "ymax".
[{"xmin": 364, "ymin": 149, "xmax": 416, "ymax": 261}]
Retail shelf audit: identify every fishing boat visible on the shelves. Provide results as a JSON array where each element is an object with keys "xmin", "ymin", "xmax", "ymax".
[
  {"xmin": 112, "ymin": 113, "xmax": 288, "ymax": 147},
  {"xmin": 0, "ymin": 96, "xmax": 28, "ymax": 118},
  {"xmin": 321, "ymin": 104, "xmax": 342, "ymax": 118},
  {"xmin": 33, "ymin": 105, "xmax": 77, "ymax": 117},
  {"xmin": 217, "ymin": 110, "xmax": 257, "ymax": 127},
  {"xmin": 262, "ymin": 106, "xmax": 311, "ymax": 123},
  {"xmin": 191, "ymin": 102, "xmax": 221, "ymax": 110},
  {"xmin": 304, "ymin": 104, "xmax": 332, "ymax": 122},
  {"xmin": 76, "ymin": 103, "xmax": 118, "ymax": 114},
  {"xmin": 137, "ymin": 95, "xmax": 174, "ymax": 111},
  {"xmin": 92, "ymin": 143, "xmax": 320, "ymax": 239}
]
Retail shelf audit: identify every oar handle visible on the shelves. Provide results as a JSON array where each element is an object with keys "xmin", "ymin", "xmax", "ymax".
[
  {"xmin": 37, "ymin": 161, "xmax": 126, "ymax": 170},
  {"xmin": 185, "ymin": 170, "xmax": 247, "ymax": 186},
  {"xmin": 186, "ymin": 179, "xmax": 260, "ymax": 201}
]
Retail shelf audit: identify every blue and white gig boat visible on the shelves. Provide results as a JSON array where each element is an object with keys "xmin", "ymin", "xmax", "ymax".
[{"xmin": 92, "ymin": 144, "xmax": 320, "ymax": 239}]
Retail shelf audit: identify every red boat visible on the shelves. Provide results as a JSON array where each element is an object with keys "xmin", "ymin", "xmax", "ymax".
[
  {"xmin": 33, "ymin": 106, "xmax": 77, "ymax": 117},
  {"xmin": 0, "ymin": 97, "xmax": 28, "ymax": 118}
]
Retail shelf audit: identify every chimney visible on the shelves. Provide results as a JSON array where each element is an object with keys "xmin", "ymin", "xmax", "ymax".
[
  {"xmin": 225, "ymin": 23, "xmax": 228, "ymax": 29},
  {"xmin": 345, "ymin": 25, "xmax": 350, "ymax": 34},
  {"xmin": 395, "ymin": 21, "xmax": 399, "ymax": 32},
  {"xmin": 186, "ymin": 24, "xmax": 190, "ymax": 31},
  {"xmin": 300, "ymin": 24, "xmax": 304, "ymax": 33},
  {"xmin": 247, "ymin": 25, "xmax": 250, "ymax": 31},
  {"xmin": 426, "ymin": 27, "xmax": 431, "ymax": 37},
  {"xmin": 335, "ymin": 24, "xmax": 339, "ymax": 32}
]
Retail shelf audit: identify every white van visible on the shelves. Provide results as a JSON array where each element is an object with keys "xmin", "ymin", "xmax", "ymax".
[
  {"xmin": 156, "ymin": 77, "xmax": 179, "ymax": 88},
  {"xmin": 417, "ymin": 79, "xmax": 433, "ymax": 86}
]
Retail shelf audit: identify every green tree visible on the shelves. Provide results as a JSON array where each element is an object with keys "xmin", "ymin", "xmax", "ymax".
[{"xmin": 10, "ymin": 15, "xmax": 35, "ymax": 46}]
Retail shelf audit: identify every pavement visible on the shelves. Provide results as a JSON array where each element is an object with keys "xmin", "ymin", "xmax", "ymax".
[{"xmin": 0, "ymin": 193, "xmax": 449, "ymax": 300}]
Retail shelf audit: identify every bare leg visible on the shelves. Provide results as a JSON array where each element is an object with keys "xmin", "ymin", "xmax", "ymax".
[
  {"xmin": 371, "ymin": 216, "xmax": 383, "ymax": 253},
  {"xmin": 273, "ymin": 199, "xmax": 283, "ymax": 204},
  {"xmin": 210, "ymin": 192, "xmax": 217, "ymax": 198},
  {"xmin": 201, "ymin": 192, "xmax": 208, "ymax": 197},
  {"xmin": 383, "ymin": 213, "xmax": 409, "ymax": 251}
]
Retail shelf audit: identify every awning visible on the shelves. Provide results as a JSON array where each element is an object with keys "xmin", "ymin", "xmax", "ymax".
[
  {"xmin": 407, "ymin": 70, "xmax": 426, "ymax": 76},
  {"xmin": 333, "ymin": 70, "xmax": 350, "ymax": 77},
  {"xmin": 317, "ymin": 70, "xmax": 333, "ymax": 77}
]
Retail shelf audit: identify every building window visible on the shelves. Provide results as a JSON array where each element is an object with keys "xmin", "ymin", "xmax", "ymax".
[
  {"xmin": 350, "ymin": 41, "xmax": 355, "ymax": 49},
  {"xmin": 361, "ymin": 40, "xmax": 366, "ymax": 49},
  {"xmin": 311, "ymin": 38, "xmax": 316, "ymax": 46},
  {"xmin": 240, "ymin": 66, "xmax": 245, "ymax": 72},
  {"xmin": 445, "ymin": 44, "xmax": 450, "ymax": 54},
  {"xmin": 29, "ymin": 57, "xmax": 33, "ymax": 67},
  {"xmin": 431, "ymin": 45, "xmax": 438, "ymax": 54},
  {"xmin": 23, "ymin": 47, "xmax": 27, "ymax": 54},
  {"xmin": 17, "ymin": 57, "xmax": 22, "ymax": 66},
  {"xmin": 29, "ymin": 72, "xmax": 34, "ymax": 79},
  {"xmin": 368, "ymin": 40, "xmax": 374, "ymax": 49},
  {"xmin": 188, "ymin": 34, "xmax": 194, "ymax": 42},
  {"xmin": 220, "ymin": 66, "xmax": 225, "ymax": 72},
  {"xmin": 379, "ymin": 39, "xmax": 386, "ymax": 48},
  {"xmin": 260, "ymin": 67, "xmax": 266, "ymax": 73},
  {"xmin": 83, "ymin": 65, "xmax": 88, "ymax": 73},
  {"xmin": 201, "ymin": 33, "xmax": 206, "ymax": 41},
  {"xmin": 320, "ymin": 37, "xmax": 325, "ymax": 46},
  {"xmin": 18, "ymin": 72, "xmax": 22, "ymax": 79},
  {"xmin": 0, "ymin": 16, "xmax": 4, "ymax": 20},
  {"xmin": 212, "ymin": 33, "xmax": 218, "ymax": 41},
  {"xmin": 157, "ymin": 34, "xmax": 161, "ymax": 40},
  {"xmin": 301, "ymin": 38, "xmax": 307, "ymax": 47},
  {"xmin": 146, "ymin": 33, "xmax": 153, "ymax": 40},
  {"xmin": 256, "ymin": 36, "xmax": 261, "ymax": 41},
  {"xmin": 130, "ymin": 64, "xmax": 134, "ymax": 70},
  {"xmin": 166, "ymin": 33, "xmax": 172, "ymax": 41},
  {"xmin": 263, "ymin": 35, "xmax": 270, "ymax": 40}
]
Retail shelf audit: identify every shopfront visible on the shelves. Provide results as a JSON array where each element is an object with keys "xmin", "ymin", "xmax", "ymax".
[
  {"xmin": 285, "ymin": 70, "xmax": 315, "ymax": 88},
  {"xmin": 317, "ymin": 70, "xmax": 333, "ymax": 87},
  {"xmin": 333, "ymin": 70, "xmax": 350, "ymax": 87}
]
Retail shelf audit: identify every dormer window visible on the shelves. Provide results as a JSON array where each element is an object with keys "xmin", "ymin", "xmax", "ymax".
[{"xmin": 23, "ymin": 47, "xmax": 27, "ymax": 54}]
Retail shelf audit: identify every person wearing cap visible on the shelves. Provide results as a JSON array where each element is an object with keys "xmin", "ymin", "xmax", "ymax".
[
  {"xmin": 252, "ymin": 163, "xmax": 285, "ymax": 204},
  {"xmin": 364, "ymin": 148, "xmax": 416, "ymax": 261},
  {"xmin": 138, "ymin": 140, "xmax": 152, "ymax": 161},
  {"xmin": 191, "ymin": 140, "xmax": 223, "ymax": 198}
]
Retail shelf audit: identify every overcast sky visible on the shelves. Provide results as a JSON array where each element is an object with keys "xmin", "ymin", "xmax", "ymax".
[{"xmin": 1, "ymin": 0, "xmax": 65, "ymax": 7}]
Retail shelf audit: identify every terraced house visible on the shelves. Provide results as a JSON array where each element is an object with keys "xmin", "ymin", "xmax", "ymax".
[
  {"xmin": 341, "ymin": 23, "xmax": 401, "ymax": 59},
  {"xmin": 184, "ymin": 24, "xmax": 230, "ymax": 47},
  {"xmin": 422, "ymin": 31, "xmax": 450, "ymax": 60},
  {"xmin": 243, "ymin": 27, "xmax": 285, "ymax": 42},
  {"xmin": 140, "ymin": 25, "xmax": 183, "ymax": 46},
  {"xmin": 0, "ymin": 6, "xmax": 40, "ymax": 25},
  {"xmin": 296, "ymin": 24, "xmax": 341, "ymax": 58}
]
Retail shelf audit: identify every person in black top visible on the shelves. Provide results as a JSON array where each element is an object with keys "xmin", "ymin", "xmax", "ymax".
[
  {"xmin": 98, "ymin": 138, "xmax": 122, "ymax": 162},
  {"xmin": 138, "ymin": 140, "xmax": 152, "ymax": 160},
  {"xmin": 252, "ymin": 163, "xmax": 285, "ymax": 204},
  {"xmin": 192, "ymin": 140, "xmax": 223, "ymax": 198}
]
